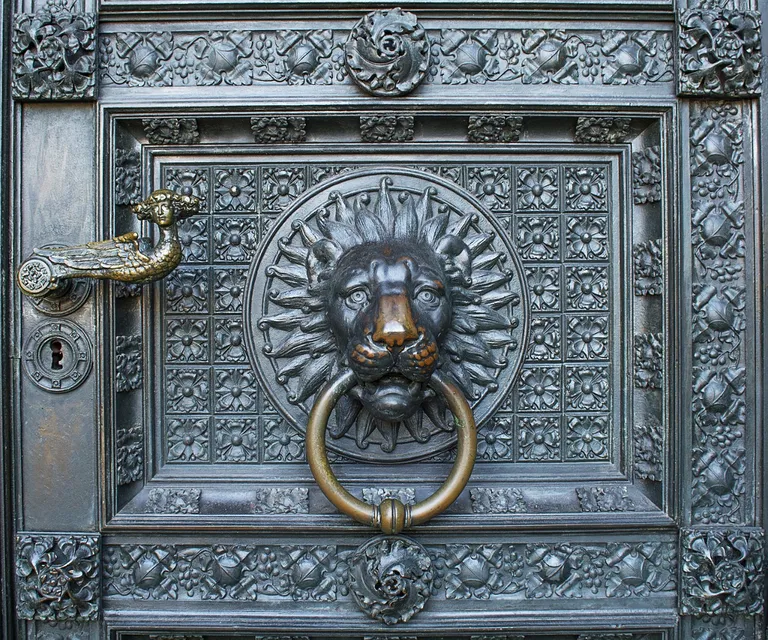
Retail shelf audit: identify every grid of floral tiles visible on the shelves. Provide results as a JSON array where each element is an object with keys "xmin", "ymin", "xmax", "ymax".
[{"xmin": 159, "ymin": 162, "xmax": 614, "ymax": 465}]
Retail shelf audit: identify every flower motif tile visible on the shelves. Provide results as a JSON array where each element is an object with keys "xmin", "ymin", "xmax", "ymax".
[
  {"xmin": 215, "ymin": 318, "xmax": 248, "ymax": 363},
  {"xmin": 516, "ymin": 167, "xmax": 559, "ymax": 210},
  {"xmin": 566, "ymin": 315, "xmax": 609, "ymax": 360},
  {"xmin": 177, "ymin": 218, "xmax": 209, "ymax": 263},
  {"xmin": 261, "ymin": 167, "xmax": 306, "ymax": 212},
  {"xmin": 526, "ymin": 267, "xmax": 560, "ymax": 311},
  {"xmin": 167, "ymin": 417, "xmax": 210, "ymax": 462},
  {"xmin": 565, "ymin": 366, "xmax": 610, "ymax": 411},
  {"xmin": 517, "ymin": 216, "xmax": 560, "ymax": 260},
  {"xmin": 215, "ymin": 418, "xmax": 259, "ymax": 462},
  {"xmin": 166, "ymin": 368, "xmax": 210, "ymax": 413},
  {"xmin": 468, "ymin": 166, "xmax": 511, "ymax": 211},
  {"xmin": 477, "ymin": 417, "xmax": 514, "ymax": 460},
  {"xmin": 214, "ymin": 268, "xmax": 247, "ymax": 312},
  {"xmin": 566, "ymin": 215, "xmax": 608, "ymax": 259},
  {"xmin": 566, "ymin": 415, "xmax": 609, "ymax": 460},
  {"xmin": 213, "ymin": 218, "xmax": 258, "ymax": 262},
  {"xmin": 566, "ymin": 266, "xmax": 609, "ymax": 310},
  {"xmin": 214, "ymin": 167, "xmax": 257, "ymax": 211},
  {"xmin": 215, "ymin": 368, "xmax": 257, "ymax": 412},
  {"xmin": 518, "ymin": 416, "xmax": 561, "ymax": 461},
  {"xmin": 565, "ymin": 166, "xmax": 608, "ymax": 212},
  {"xmin": 164, "ymin": 168, "xmax": 209, "ymax": 211},
  {"xmin": 517, "ymin": 366, "xmax": 561, "ymax": 411},
  {"xmin": 528, "ymin": 316, "xmax": 561, "ymax": 361},
  {"xmin": 165, "ymin": 268, "xmax": 209, "ymax": 313},
  {"xmin": 166, "ymin": 318, "xmax": 209, "ymax": 363},
  {"xmin": 264, "ymin": 419, "xmax": 305, "ymax": 462}
]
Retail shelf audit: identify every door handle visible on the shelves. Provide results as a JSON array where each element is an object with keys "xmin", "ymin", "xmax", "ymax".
[
  {"xmin": 306, "ymin": 369, "xmax": 476, "ymax": 534},
  {"xmin": 17, "ymin": 189, "xmax": 201, "ymax": 298}
]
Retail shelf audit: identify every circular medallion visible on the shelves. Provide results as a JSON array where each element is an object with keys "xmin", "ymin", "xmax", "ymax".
[
  {"xmin": 345, "ymin": 9, "xmax": 430, "ymax": 97},
  {"xmin": 246, "ymin": 167, "xmax": 529, "ymax": 463},
  {"xmin": 17, "ymin": 258, "xmax": 53, "ymax": 297},
  {"xmin": 348, "ymin": 535, "xmax": 433, "ymax": 625},
  {"xmin": 22, "ymin": 320, "xmax": 93, "ymax": 393}
]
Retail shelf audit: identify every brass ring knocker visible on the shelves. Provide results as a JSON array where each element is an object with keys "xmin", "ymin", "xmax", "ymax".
[{"xmin": 306, "ymin": 369, "xmax": 476, "ymax": 534}]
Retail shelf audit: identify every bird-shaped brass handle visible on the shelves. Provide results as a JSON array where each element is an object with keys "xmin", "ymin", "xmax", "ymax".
[{"xmin": 17, "ymin": 190, "xmax": 201, "ymax": 298}]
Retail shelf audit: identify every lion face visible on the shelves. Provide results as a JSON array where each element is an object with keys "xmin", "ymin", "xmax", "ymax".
[{"xmin": 327, "ymin": 242, "xmax": 452, "ymax": 422}]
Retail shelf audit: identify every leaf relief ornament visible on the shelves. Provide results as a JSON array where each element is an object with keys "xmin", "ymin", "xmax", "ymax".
[
  {"xmin": 345, "ymin": 9, "xmax": 430, "ymax": 96},
  {"xmin": 347, "ymin": 536, "xmax": 433, "ymax": 624}
]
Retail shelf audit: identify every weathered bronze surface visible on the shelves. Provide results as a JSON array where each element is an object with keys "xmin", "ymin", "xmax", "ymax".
[
  {"xmin": 17, "ymin": 189, "xmax": 200, "ymax": 298},
  {"xmin": 4, "ymin": 1, "xmax": 768, "ymax": 638}
]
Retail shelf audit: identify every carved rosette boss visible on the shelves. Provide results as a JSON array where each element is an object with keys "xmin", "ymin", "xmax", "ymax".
[
  {"xmin": 345, "ymin": 9, "xmax": 431, "ymax": 97},
  {"xmin": 348, "ymin": 536, "xmax": 434, "ymax": 624}
]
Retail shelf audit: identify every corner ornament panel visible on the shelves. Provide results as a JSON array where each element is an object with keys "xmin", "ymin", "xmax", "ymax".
[
  {"xmin": 12, "ymin": 5, "xmax": 98, "ymax": 101},
  {"xmin": 678, "ymin": 8, "xmax": 762, "ymax": 97}
]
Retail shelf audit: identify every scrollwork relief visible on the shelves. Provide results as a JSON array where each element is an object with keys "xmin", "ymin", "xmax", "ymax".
[
  {"xmin": 633, "ymin": 240, "xmax": 663, "ymax": 296},
  {"xmin": 115, "ymin": 334, "xmax": 143, "ymax": 392},
  {"xmin": 143, "ymin": 118, "xmax": 200, "ymax": 145},
  {"xmin": 251, "ymin": 117, "xmax": 307, "ymax": 144},
  {"xmin": 574, "ymin": 117, "xmax": 631, "ymax": 144},
  {"xmin": 468, "ymin": 116, "xmax": 523, "ymax": 143},
  {"xmin": 360, "ymin": 115, "xmax": 414, "ymax": 143},
  {"xmin": 116, "ymin": 424, "xmax": 144, "ymax": 485},
  {"xmin": 634, "ymin": 419, "xmax": 663, "ymax": 482},
  {"xmin": 632, "ymin": 146, "xmax": 662, "ymax": 204},
  {"xmin": 576, "ymin": 487, "xmax": 636, "ymax": 512},
  {"xmin": 252, "ymin": 488, "xmax": 309, "ymax": 514},
  {"xmin": 469, "ymin": 488, "xmax": 528, "ymax": 513},
  {"xmin": 634, "ymin": 333, "xmax": 663, "ymax": 390},
  {"xmin": 145, "ymin": 488, "xmax": 201, "ymax": 514}
]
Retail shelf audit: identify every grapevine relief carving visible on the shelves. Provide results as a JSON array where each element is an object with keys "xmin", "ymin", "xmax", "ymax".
[{"xmin": 689, "ymin": 103, "xmax": 748, "ymax": 525}]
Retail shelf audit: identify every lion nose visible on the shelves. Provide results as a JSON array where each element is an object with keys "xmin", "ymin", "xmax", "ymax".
[{"xmin": 372, "ymin": 294, "xmax": 418, "ymax": 349}]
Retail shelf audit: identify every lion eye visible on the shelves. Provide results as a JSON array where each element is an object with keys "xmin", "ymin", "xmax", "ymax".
[
  {"xmin": 345, "ymin": 288, "xmax": 370, "ymax": 309},
  {"xmin": 416, "ymin": 288, "xmax": 439, "ymax": 305}
]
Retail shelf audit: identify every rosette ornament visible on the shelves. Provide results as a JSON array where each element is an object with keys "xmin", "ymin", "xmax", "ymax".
[
  {"xmin": 348, "ymin": 536, "xmax": 434, "ymax": 624},
  {"xmin": 345, "ymin": 8, "xmax": 430, "ymax": 97}
]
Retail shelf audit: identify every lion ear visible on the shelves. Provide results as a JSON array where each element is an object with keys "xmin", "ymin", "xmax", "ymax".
[
  {"xmin": 435, "ymin": 235, "xmax": 472, "ymax": 286},
  {"xmin": 306, "ymin": 239, "xmax": 343, "ymax": 290}
]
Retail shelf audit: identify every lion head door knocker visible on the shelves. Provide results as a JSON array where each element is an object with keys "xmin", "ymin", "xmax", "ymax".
[{"xmin": 249, "ymin": 167, "xmax": 527, "ymax": 520}]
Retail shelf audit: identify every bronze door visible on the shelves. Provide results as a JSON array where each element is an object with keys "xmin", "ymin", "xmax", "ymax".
[{"xmin": 3, "ymin": 2, "xmax": 766, "ymax": 639}]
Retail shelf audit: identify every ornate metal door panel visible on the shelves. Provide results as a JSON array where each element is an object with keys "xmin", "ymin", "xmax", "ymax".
[{"xmin": 3, "ymin": 2, "xmax": 766, "ymax": 640}]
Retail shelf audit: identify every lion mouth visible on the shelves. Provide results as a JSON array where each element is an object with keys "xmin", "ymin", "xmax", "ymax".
[
  {"xmin": 355, "ymin": 373, "xmax": 425, "ymax": 422},
  {"xmin": 362, "ymin": 373, "xmax": 422, "ymax": 394}
]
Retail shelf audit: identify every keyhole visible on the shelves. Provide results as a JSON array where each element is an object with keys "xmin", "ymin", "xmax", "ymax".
[{"xmin": 50, "ymin": 340, "xmax": 64, "ymax": 370}]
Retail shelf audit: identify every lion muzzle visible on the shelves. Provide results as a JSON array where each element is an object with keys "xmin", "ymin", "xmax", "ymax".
[{"xmin": 372, "ymin": 293, "xmax": 419, "ymax": 349}]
